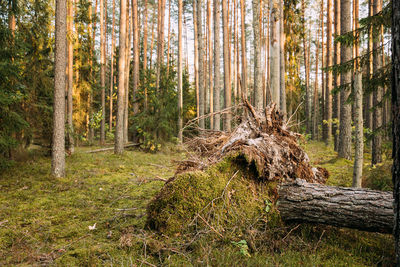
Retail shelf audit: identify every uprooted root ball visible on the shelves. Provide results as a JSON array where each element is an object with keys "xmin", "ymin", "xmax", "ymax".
[{"xmin": 146, "ymin": 103, "xmax": 328, "ymax": 236}]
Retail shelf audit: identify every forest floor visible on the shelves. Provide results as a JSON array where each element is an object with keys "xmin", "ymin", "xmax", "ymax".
[{"xmin": 0, "ymin": 141, "xmax": 395, "ymax": 266}]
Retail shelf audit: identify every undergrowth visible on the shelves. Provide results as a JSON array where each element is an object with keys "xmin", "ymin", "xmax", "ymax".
[{"xmin": 0, "ymin": 141, "xmax": 394, "ymax": 266}]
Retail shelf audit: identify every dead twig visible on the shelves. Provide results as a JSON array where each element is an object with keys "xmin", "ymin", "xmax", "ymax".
[
  {"xmin": 197, "ymin": 214, "xmax": 224, "ymax": 239},
  {"xmin": 282, "ymin": 224, "xmax": 301, "ymax": 241}
]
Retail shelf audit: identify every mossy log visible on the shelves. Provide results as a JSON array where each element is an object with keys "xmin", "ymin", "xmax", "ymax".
[{"xmin": 278, "ymin": 179, "xmax": 394, "ymax": 233}]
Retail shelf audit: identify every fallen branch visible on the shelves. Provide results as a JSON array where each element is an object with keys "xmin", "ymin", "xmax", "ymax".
[{"xmin": 84, "ymin": 143, "xmax": 140, "ymax": 153}]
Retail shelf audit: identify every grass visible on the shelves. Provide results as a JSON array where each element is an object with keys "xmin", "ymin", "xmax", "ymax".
[{"xmin": 0, "ymin": 141, "xmax": 394, "ymax": 266}]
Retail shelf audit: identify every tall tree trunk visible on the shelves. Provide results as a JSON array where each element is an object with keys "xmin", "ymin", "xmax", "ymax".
[
  {"xmin": 240, "ymin": 0, "xmax": 247, "ymax": 99},
  {"xmin": 143, "ymin": 0, "xmax": 148, "ymax": 109},
  {"xmin": 391, "ymin": 0, "xmax": 400, "ymax": 260},
  {"xmin": 320, "ymin": 0, "xmax": 325, "ymax": 133},
  {"xmin": 253, "ymin": 0, "xmax": 262, "ymax": 110},
  {"xmin": 372, "ymin": 0, "xmax": 383, "ymax": 165},
  {"xmin": 353, "ymin": 70, "xmax": 363, "ymax": 187},
  {"xmin": 52, "ymin": 0, "xmax": 67, "ymax": 177},
  {"xmin": 193, "ymin": 1, "xmax": 200, "ymax": 118},
  {"xmin": 365, "ymin": 0, "xmax": 373, "ymax": 137},
  {"xmin": 213, "ymin": 0, "xmax": 221, "ymax": 130},
  {"xmin": 89, "ymin": 0, "xmax": 98, "ymax": 143},
  {"xmin": 110, "ymin": 0, "xmax": 116, "ymax": 130},
  {"xmin": 233, "ymin": 0, "xmax": 238, "ymax": 103},
  {"xmin": 333, "ymin": 0, "xmax": 340, "ymax": 151},
  {"xmin": 269, "ymin": 0, "xmax": 280, "ymax": 107},
  {"xmin": 178, "ymin": 0, "xmax": 183, "ymax": 142},
  {"xmin": 67, "ymin": 0, "xmax": 74, "ymax": 154},
  {"xmin": 156, "ymin": 0, "xmax": 166, "ymax": 91},
  {"xmin": 338, "ymin": 0, "xmax": 352, "ymax": 160},
  {"xmin": 301, "ymin": 0, "xmax": 311, "ymax": 133},
  {"xmin": 149, "ymin": 14, "xmax": 155, "ymax": 69},
  {"xmin": 207, "ymin": 0, "xmax": 214, "ymax": 128},
  {"xmin": 124, "ymin": 1, "xmax": 131, "ymax": 143},
  {"xmin": 166, "ymin": 0, "xmax": 171, "ymax": 73},
  {"xmin": 222, "ymin": 0, "xmax": 231, "ymax": 131},
  {"xmin": 352, "ymin": 0, "xmax": 363, "ymax": 188},
  {"xmin": 132, "ymin": 0, "xmax": 139, "ymax": 118},
  {"xmin": 100, "ymin": 0, "xmax": 106, "ymax": 145},
  {"xmin": 279, "ymin": 0, "xmax": 286, "ymax": 118},
  {"xmin": 115, "ymin": 0, "xmax": 127, "ymax": 154},
  {"xmin": 323, "ymin": 0, "xmax": 333, "ymax": 144},
  {"xmin": 197, "ymin": 0, "xmax": 205, "ymax": 128},
  {"xmin": 312, "ymin": 20, "xmax": 320, "ymax": 141}
]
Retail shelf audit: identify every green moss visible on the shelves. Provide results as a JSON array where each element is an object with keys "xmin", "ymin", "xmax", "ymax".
[{"xmin": 146, "ymin": 157, "xmax": 277, "ymax": 236}]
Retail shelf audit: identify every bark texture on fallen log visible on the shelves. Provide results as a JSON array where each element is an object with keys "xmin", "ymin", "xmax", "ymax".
[{"xmin": 278, "ymin": 179, "xmax": 394, "ymax": 233}]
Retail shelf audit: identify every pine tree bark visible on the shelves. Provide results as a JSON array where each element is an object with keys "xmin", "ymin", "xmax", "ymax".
[
  {"xmin": 391, "ymin": 0, "xmax": 400, "ymax": 260},
  {"xmin": 353, "ymin": 71, "xmax": 363, "ymax": 188},
  {"xmin": 372, "ymin": 0, "xmax": 383, "ymax": 165},
  {"xmin": 222, "ymin": 0, "xmax": 231, "ymax": 131},
  {"xmin": 253, "ymin": 0, "xmax": 262, "ymax": 110},
  {"xmin": 100, "ymin": 0, "xmax": 106, "ymax": 145},
  {"xmin": 124, "ymin": 1, "xmax": 131, "ymax": 143},
  {"xmin": 279, "ymin": 0, "xmax": 286, "ymax": 118},
  {"xmin": 240, "ymin": 0, "xmax": 247, "ymax": 99},
  {"xmin": 302, "ymin": 0, "xmax": 311, "ymax": 134},
  {"xmin": 333, "ymin": 0, "xmax": 340, "ymax": 151},
  {"xmin": 278, "ymin": 179, "xmax": 393, "ymax": 233},
  {"xmin": 143, "ymin": 0, "xmax": 148, "ymax": 109},
  {"xmin": 213, "ymin": 0, "xmax": 221, "ymax": 130},
  {"xmin": 365, "ymin": 0, "xmax": 373, "ymax": 136},
  {"xmin": 312, "ymin": 20, "xmax": 320, "ymax": 141},
  {"xmin": 197, "ymin": 0, "xmax": 205, "ymax": 129},
  {"xmin": 115, "ymin": 0, "xmax": 127, "ymax": 154},
  {"xmin": 207, "ymin": 0, "xmax": 214, "ymax": 128},
  {"xmin": 67, "ymin": 0, "xmax": 74, "ymax": 154},
  {"xmin": 156, "ymin": 0, "xmax": 166, "ymax": 91},
  {"xmin": 166, "ymin": 0, "xmax": 171, "ymax": 73},
  {"xmin": 338, "ymin": 0, "xmax": 352, "ymax": 160},
  {"xmin": 52, "ymin": 0, "xmax": 67, "ymax": 177},
  {"xmin": 193, "ymin": 1, "xmax": 200, "ymax": 119},
  {"xmin": 269, "ymin": 0, "xmax": 280, "ymax": 107},
  {"xmin": 132, "ymin": 0, "xmax": 139, "ymax": 116},
  {"xmin": 178, "ymin": 0, "xmax": 183, "ymax": 142},
  {"xmin": 109, "ymin": 0, "xmax": 116, "ymax": 130},
  {"xmin": 323, "ymin": 0, "xmax": 333, "ymax": 144}
]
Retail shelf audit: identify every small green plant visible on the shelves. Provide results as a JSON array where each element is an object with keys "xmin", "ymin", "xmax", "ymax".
[{"xmin": 231, "ymin": 240, "xmax": 251, "ymax": 257}]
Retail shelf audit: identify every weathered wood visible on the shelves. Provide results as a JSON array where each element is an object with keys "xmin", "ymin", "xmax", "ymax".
[{"xmin": 278, "ymin": 179, "xmax": 393, "ymax": 233}]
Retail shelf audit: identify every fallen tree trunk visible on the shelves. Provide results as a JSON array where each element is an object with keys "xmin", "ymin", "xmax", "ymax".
[{"xmin": 278, "ymin": 179, "xmax": 393, "ymax": 233}]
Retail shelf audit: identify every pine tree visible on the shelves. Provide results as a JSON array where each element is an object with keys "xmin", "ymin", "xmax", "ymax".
[
  {"xmin": 213, "ymin": 0, "xmax": 221, "ymax": 130},
  {"xmin": 253, "ymin": 0, "xmax": 262, "ymax": 109},
  {"xmin": 178, "ymin": 0, "xmax": 183, "ymax": 142},
  {"xmin": 52, "ymin": 0, "xmax": 67, "ymax": 177},
  {"xmin": 222, "ymin": 0, "xmax": 231, "ymax": 131},
  {"xmin": 115, "ymin": 0, "xmax": 127, "ymax": 154},
  {"xmin": 338, "ymin": 0, "xmax": 352, "ymax": 160}
]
